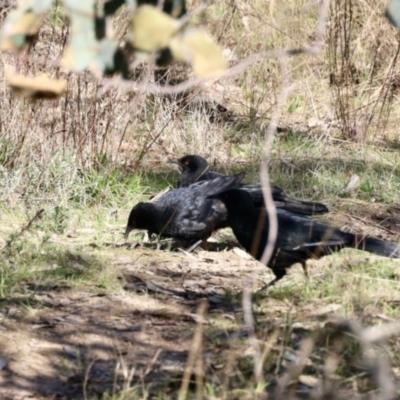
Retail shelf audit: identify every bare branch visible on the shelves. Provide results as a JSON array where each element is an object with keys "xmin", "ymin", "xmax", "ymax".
[{"xmin": 99, "ymin": 0, "xmax": 330, "ymax": 98}]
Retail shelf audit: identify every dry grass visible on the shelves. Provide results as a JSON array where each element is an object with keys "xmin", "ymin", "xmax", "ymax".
[{"xmin": 1, "ymin": 0, "xmax": 400, "ymax": 398}]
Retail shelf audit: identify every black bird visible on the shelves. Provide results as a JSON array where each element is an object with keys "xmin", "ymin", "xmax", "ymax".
[
  {"xmin": 169, "ymin": 154, "xmax": 329, "ymax": 216},
  {"xmin": 124, "ymin": 173, "xmax": 245, "ymax": 247},
  {"xmin": 169, "ymin": 154, "xmax": 223, "ymax": 187},
  {"xmin": 208, "ymin": 188, "xmax": 400, "ymax": 289}
]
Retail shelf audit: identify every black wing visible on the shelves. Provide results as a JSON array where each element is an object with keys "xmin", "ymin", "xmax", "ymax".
[
  {"xmin": 157, "ymin": 174, "xmax": 245, "ymax": 240},
  {"xmin": 239, "ymin": 184, "xmax": 329, "ymax": 215}
]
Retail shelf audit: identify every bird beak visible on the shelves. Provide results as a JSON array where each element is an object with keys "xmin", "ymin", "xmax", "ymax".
[
  {"xmin": 124, "ymin": 226, "xmax": 132, "ymax": 239},
  {"xmin": 167, "ymin": 158, "xmax": 180, "ymax": 165}
]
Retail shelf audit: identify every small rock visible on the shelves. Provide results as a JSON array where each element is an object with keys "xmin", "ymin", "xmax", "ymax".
[{"xmin": 0, "ymin": 357, "xmax": 9, "ymax": 370}]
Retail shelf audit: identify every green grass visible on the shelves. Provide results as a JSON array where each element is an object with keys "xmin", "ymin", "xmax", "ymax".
[
  {"xmin": 1, "ymin": 138, "xmax": 400, "ymax": 399},
  {"xmin": 2, "ymin": 0, "xmax": 400, "ymax": 397},
  {"xmin": 0, "ymin": 230, "xmax": 120, "ymax": 298}
]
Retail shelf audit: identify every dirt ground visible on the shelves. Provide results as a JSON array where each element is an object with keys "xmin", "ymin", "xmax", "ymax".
[
  {"xmin": 0, "ymin": 239, "xmax": 269, "ymax": 399},
  {"xmin": 1, "ymin": 201, "xmax": 400, "ymax": 400}
]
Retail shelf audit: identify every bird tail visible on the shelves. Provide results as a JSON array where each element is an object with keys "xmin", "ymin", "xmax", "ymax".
[{"xmin": 354, "ymin": 236, "xmax": 400, "ymax": 258}]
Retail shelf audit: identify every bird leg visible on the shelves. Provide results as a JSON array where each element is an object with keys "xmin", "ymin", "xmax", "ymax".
[
  {"xmin": 183, "ymin": 239, "xmax": 203, "ymax": 253},
  {"xmin": 301, "ymin": 261, "xmax": 309, "ymax": 280},
  {"xmin": 257, "ymin": 276, "xmax": 282, "ymax": 293}
]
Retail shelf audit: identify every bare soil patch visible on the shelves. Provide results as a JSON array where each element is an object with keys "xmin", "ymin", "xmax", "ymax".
[{"xmin": 1, "ymin": 203, "xmax": 400, "ymax": 399}]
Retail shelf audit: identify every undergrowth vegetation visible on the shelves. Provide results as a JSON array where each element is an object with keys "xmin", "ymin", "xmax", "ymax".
[{"xmin": 1, "ymin": 0, "xmax": 400, "ymax": 398}]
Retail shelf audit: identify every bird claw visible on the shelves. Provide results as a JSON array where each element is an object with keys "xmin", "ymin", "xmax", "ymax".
[{"xmin": 257, "ymin": 277, "xmax": 280, "ymax": 293}]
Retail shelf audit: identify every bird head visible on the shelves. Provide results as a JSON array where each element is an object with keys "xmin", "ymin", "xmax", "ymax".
[
  {"xmin": 124, "ymin": 203, "xmax": 154, "ymax": 239},
  {"xmin": 168, "ymin": 155, "xmax": 208, "ymax": 173}
]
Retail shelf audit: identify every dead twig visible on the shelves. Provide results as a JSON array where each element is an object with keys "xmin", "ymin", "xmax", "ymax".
[
  {"xmin": 0, "ymin": 208, "xmax": 45, "ymax": 252},
  {"xmin": 178, "ymin": 299, "xmax": 208, "ymax": 400}
]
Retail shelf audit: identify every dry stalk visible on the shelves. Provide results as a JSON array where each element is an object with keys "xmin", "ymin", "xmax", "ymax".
[
  {"xmin": 0, "ymin": 208, "xmax": 45, "ymax": 252},
  {"xmin": 274, "ymin": 336, "xmax": 315, "ymax": 398},
  {"xmin": 240, "ymin": 0, "xmax": 331, "ymax": 387},
  {"xmin": 178, "ymin": 299, "xmax": 208, "ymax": 400}
]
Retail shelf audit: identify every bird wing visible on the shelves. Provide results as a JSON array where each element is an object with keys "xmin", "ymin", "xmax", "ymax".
[
  {"xmin": 276, "ymin": 210, "xmax": 348, "ymax": 251},
  {"xmin": 239, "ymin": 185, "xmax": 285, "ymax": 207},
  {"xmin": 154, "ymin": 184, "xmax": 220, "ymax": 239},
  {"xmin": 204, "ymin": 170, "xmax": 225, "ymax": 180},
  {"xmin": 178, "ymin": 174, "xmax": 245, "ymax": 237},
  {"xmin": 155, "ymin": 174, "xmax": 245, "ymax": 240}
]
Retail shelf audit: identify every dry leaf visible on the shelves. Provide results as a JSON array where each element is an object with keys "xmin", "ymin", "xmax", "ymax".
[
  {"xmin": 1, "ymin": 11, "xmax": 43, "ymax": 52},
  {"xmin": 343, "ymin": 174, "xmax": 360, "ymax": 193},
  {"xmin": 299, "ymin": 374, "xmax": 319, "ymax": 387},
  {"xmin": 170, "ymin": 29, "xmax": 227, "ymax": 77},
  {"xmin": 311, "ymin": 304, "xmax": 341, "ymax": 316},
  {"xmin": 232, "ymin": 247, "xmax": 252, "ymax": 260},
  {"xmin": 130, "ymin": 5, "xmax": 180, "ymax": 52},
  {"xmin": 7, "ymin": 72, "xmax": 67, "ymax": 99}
]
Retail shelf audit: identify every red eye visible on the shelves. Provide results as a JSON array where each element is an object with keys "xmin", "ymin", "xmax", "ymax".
[{"xmin": 184, "ymin": 161, "xmax": 189, "ymax": 166}]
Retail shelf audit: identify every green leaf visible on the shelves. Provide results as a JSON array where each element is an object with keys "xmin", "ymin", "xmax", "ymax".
[
  {"xmin": 23, "ymin": 0, "xmax": 53, "ymax": 13},
  {"xmin": 62, "ymin": 0, "xmax": 126, "ymax": 77},
  {"xmin": 62, "ymin": 0, "xmax": 97, "ymax": 71},
  {"xmin": 63, "ymin": 0, "xmax": 94, "ymax": 14},
  {"xmin": 386, "ymin": 0, "xmax": 400, "ymax": 27},
  {"xmin": 90, "ymin": 39, "xmax": 119, "ymax": 76}
]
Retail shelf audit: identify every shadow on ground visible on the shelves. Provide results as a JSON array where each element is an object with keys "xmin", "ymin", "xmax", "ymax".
[{"xmin": 0, "ymin": 245, "xmax": 261, "ymax": 399}]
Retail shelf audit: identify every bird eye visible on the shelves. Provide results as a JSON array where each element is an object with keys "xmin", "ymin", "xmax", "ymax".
[{"xmin": 184, "ymin": 161, "xmax": 189, "ymax": 166}]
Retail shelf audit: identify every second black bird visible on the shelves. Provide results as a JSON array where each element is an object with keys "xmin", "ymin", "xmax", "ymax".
[{"xmin": 208, "ymin": 188, "xmax": 400, "ymax": 289}]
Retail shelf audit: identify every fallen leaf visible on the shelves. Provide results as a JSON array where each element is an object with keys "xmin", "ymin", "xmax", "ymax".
[
  {"xmin": 311, "ymin": 304, "xmax": 341, "ymax": 316},
  {"xmin": 1, "ymin": 6, "xmax": 47, "ymax": 51},
  {"xmin": 63, "ymin": 346, "xmax": 79, "ymax": 359},
  {"xmin": 343, "ymin": 174, "xmax": 360, "ymax": 193},
  {"xmin": 31, "ymin": 323, "xmax": 53, "ymax": 330},
  {"xmin": 7, "ymin": 72, "xmax": 67, "ymax": 99},
  {"xmin": 299, "ymin": 374, "xmax": 319, "ymax": 387},
  {"xmin": 232, "ymin": 247, "xmax": 252, "ymax": 260}
]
